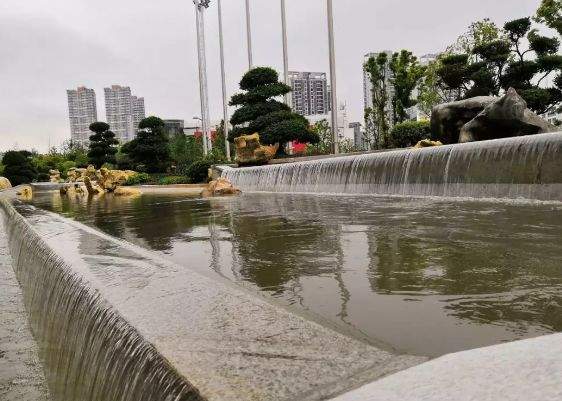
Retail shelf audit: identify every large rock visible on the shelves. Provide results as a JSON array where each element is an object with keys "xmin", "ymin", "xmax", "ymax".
[
  {"xmin": 431, "ymin": 96, "xmax": 496, "ymax": 144},
  {"xmin": 459, "ymin": 88, "xmax": 557, "ymax": 143},
  {"xmin": 0, "ymin": 177, "xmax": 12, "ymax": 190},
  {"xmin": 234, "ymin": 133, "xmax": 278, "ymax": 166},
  {"xmin": 202, "ymin": 178, "xmax": 241, "ymax": 198}
]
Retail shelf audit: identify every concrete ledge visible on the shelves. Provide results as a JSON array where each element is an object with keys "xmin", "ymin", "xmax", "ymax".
[
  {"xmin": 0, "ymin": 198, "xmax": 425, "ymax": 401},
  {"xmin": 332, "ymin": 333, "xmax": 562, "ymax": 401}
]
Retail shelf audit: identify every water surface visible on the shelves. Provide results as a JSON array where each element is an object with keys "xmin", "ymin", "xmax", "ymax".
[{"xmin": 31, "ymin": 191, "xmax": 562, "ymax": 356}]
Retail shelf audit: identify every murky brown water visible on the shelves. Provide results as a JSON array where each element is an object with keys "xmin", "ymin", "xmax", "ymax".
[{"xmin": 30, "ymin": 191, "xmax": 562, "ymax": 357}]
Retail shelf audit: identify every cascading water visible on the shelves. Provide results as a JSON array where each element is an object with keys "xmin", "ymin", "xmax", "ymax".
[
  {"xmin": 222, "ymin": 133, "xmax": 562, "ymax": 201},
  {"xmin": 0, "ymin": 199, "xmax": 204, "ymax": 401}
]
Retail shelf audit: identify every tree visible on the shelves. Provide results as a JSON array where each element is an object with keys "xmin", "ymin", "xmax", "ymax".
[
  {"xmin": 535, "ymin": 0, "xmax": 562, "ymax": 36},
  {"xmin": 364, "ymin": 53, "xmax": 391, "ymax": 148},
  {"xmin": 229, "ymin": 67, "xmax": 319, "ymax": 154},
  {"xmin": 87, "ymin": 122, "xmax": 118, "ymax": 168},
  {"xmin": 121, "ymin": 116, "xmax": 171, "ymax": 173},
  {"xmin": 390, "ymin": 50, "xmax": 426, "ymax": 124},
  {"xmin": 434, "ymin": 13, "xmax": 562, "ymax": 115},
  {"xmin": 447, "ymin": 18, "xmax": 503, "ymax": 56},
  {"xmin": 417, "ymin": 57, "xmax": 458, "ymax": 116},
  {"xmin": 307, "ymin": 119, "xmax": 333, "ymax": 155},
  {"xmin": 2, "ymin": 151, "xmax": 37, "ymax": 185}
]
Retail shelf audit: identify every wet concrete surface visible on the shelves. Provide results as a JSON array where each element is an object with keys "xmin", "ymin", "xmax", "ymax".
[{"xmin": 0, "ymin": 221, "xmax": 50, "ymax": 401}]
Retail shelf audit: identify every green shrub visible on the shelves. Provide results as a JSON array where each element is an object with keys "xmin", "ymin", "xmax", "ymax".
[
  {"xmin": 186, "ymin": 158, "xmax": 215, "ymax": 183},
  {"xmin": 123, "ymin": 172, "xmax": 151, "ymax": 186},
  {"xmin": 2, "ymin": 151, "xmax": 37, "ymax": 185},
  {"xmin": 159, "ymin": 176, "xmax": 191, "ymax": 185},
  {"xmin": 389, "ymin": 121, "xmax": 432, "ymax": 148}
]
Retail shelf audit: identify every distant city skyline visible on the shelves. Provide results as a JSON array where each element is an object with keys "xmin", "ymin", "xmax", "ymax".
[
  {"xmin": 104, "ymin": 85, "xmax": 145, "ymax": 142},
  {"xmin": 1, "ymin": 0, "xmax": 543, "ymax": 151}
]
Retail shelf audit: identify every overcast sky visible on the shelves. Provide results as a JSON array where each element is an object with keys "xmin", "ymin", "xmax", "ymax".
[{"xmin": 0, "ymin": 0, "xmax": 542, "ymax": 152}]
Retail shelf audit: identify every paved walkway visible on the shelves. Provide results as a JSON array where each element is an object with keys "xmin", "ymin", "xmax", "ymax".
[{"xmin": 0, "ymin": 220, "xmax": 50, "ymax": 401}]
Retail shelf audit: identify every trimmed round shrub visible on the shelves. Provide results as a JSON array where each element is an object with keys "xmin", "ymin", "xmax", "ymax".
[{"xmin": 389, "ymin": 121, "xmax": 432, "ymax": 148}]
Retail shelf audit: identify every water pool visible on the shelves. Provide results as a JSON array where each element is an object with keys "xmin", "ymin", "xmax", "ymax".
[{"xmin": 30, "ymin": 191, "xmax": 562, "ymax": 357}]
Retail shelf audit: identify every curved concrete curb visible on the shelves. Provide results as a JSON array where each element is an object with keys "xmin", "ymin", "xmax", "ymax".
[{"xmin": 331, "ymin": 333, "xmax": 562, "ymax": 401}]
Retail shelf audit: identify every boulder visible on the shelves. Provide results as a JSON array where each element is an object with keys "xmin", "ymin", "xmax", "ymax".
[
  {"xmin": 414, "ymin": 139, "xmax": 443, "ymax": 148},
  {"xmin": 202, "ymin": 178, "xmax": 241, "ymax": 198},
  {"xmin": 234, "ymin": 133, "xmax": 278, "ymax": 166},
  {"xmin": 431, "ymin": 96, "xmax": 496, "ymax": 144},
  {"xmin": 459, "ymin": 88, "xmax": 557, "ymax": 143},
  {"xmin": 113, "ymin": 187, "xmax": 141, "ymax": 197},
  {"xmin": 0, "ymin": 177, "xmax": 12, "ymax": 190},
  {"xmin": 84, "ymin": 176, "xmax": 103, "ymax": 196},
  {"xmin": 16, "ymin": 185, "xmax": 33, "ymax": 200}
]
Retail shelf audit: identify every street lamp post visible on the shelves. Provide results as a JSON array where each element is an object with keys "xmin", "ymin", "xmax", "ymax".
[
  {"xmin": 326, "ymin": 0, "xmax": 339, "ymax": 154},
  {"xmin": 280, "ymin": 0, "xmax": 290, "ymax": 106},
  {"xmin": 217, "ymin": 0, "xmax": 231, "ymax": 161},
  {"xmin": 245, "ymin": 0, "xmax": 253, "ymax": 69},
  {"xmin": 194, "ymin": 0, "xmax": 212, "ymax": 155}
]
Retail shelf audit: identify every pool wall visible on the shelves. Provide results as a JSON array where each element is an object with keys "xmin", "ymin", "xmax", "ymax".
[{"xmin": 220, "ymin": 132, "xmax": 562, "ymax": 201}]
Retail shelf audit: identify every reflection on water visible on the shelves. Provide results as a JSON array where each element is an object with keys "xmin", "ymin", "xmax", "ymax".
[{"xmin": 31, "ymin": 191, "xmax": 562, "ymax": 356}]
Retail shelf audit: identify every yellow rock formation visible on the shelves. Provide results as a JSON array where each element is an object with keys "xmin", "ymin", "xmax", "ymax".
[
  {"xmin": 202, "ymin": 178, "xmax": 241, "ymax": 198},
  {"xmin": 0, "ymin": 177, "xmax": 12, "ymax": 190},
  {"xmin": 234, "ymin": 133, "xmax": 278, "ymax": 166}
]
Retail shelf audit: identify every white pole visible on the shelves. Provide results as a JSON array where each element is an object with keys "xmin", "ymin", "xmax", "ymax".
[
  {"xmin": 194, "ymin": 2, "xmax": 209, "ymax": 155},
  {"xmin": 245, "ymin": 0, "xmax": 253, "ymax": 69},
  {"xmin": 327, "ymin": 0, "xmax": 339, "ymax": 154},
  {"xmin": 281, "ymin": 0, "xmax": 290, "ymax": 106},
  {"xmin": 217, "ymin": 0, "xmax": 231, "ymax": 160}
]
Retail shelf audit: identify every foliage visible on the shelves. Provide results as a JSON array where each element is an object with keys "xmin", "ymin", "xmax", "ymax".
[
  {"xmin": 229, "ymin": 67, "xmax": 319, "ymax": 152},
  {"xmin": 123, "ymin": 172, "xmax": 151, "ymax": 186},
  {"xmin": 2, "ymin": 151, "xmax": 38, "ymax": 185},
  {"xmin": 306, "ymin": 120, "xmax": 333, "ymax": 155},
  {"xmin": 185, "ymin": 154, "xmax": 225, "ymax": 184},
  {"xmin": 447, "ymin": 18, "xmax": 503, "ymax": 56},
  {"xmin": 417, "ymin": 57, "xmax": 458, "ymax": 116},
  {"xmin": 364, "ymin": 52, "xmax": 398, "ymax": 149},
  {"xmin": 121, "ymin": 116, "xmax": 171, "ymax": 173},
  {"xmin": 535, "ymin": 0, "xmax": 562, "ymax": 36},
  {"xmin": 434, "ymin": 11, "xmax": 562, "ymax": 114},
  {"xmin": 390, "ymin": 50, "xmax": 426, "ymax": 123},
  {"xmin": 159, "ymin": 176, "xmax": 191, "ymax": 185},
  {"xmin": 88, "ymin": 122, "xmax": 118, "ymax": 169},
  {"xmin": 388, "ymin": 121, "xmax": 432, "ymax": 148},
  {"xmin": 0, "ymin": 163, "xmax": 4, "ymax": 176}
]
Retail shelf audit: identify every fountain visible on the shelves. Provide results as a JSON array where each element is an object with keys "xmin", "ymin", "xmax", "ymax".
[{"xmin": 221, "ymin": 133, "xmax": 562, "ymax": 201}]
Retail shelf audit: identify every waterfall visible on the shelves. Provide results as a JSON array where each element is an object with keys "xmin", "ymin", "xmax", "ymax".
[
  {"xmin": 222, "ymin": 133, "xmax": 562, "ymax": 201},
  {"xmin": 0, "ymin": 199, "xmax": 203, "ymax": 401}
]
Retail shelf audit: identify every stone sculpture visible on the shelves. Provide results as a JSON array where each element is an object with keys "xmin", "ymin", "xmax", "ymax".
[
  {"xmin": 234, "ymin": 134, "xmax": 278, "ymax": 166},
  {"xmin": 49, "ymin": 170, "xmax": 61, "ymax": 183},
  {"xmin": 459, "ymin": 88, "xmax": 557, "ymax": 143},
  {"xmin": 202, "ymin": 178, "xmax": 241, "ymax": 198}
]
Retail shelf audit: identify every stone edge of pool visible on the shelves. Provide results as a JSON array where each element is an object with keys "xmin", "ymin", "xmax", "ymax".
[{"xmin": 0, "ymin": 189, "xmax": 426, "ymax": 401}]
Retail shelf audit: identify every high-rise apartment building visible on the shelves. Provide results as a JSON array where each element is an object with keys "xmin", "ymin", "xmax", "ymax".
[
  {"xmin": 104, "ymin": 85, "xmax": 145, "ymax": 142},
  {"xmin": 288, "ymin": 71, "xmax": 331, "ymax": 116},
  {"xmin": 67, "ymin": 86, "xmax": 98, "ymax": 145}
]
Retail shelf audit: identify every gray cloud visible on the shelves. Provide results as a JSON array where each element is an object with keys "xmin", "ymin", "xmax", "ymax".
[{"xmin": 0, "ymin": 0, "xmax": 541, "ymax": 151}]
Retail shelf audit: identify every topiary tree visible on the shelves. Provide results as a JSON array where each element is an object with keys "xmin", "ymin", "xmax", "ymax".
[
  {"xmin": 434, "ymin": 11, "xmax": 562, "ymax": 115},
  {"xmin": 88, "ymin": 122, "xmax": 119, "ymax": 168},
  {"xmin": 388, "ymin": 121, "xmax": 432, "ymax": 148},
  {"xmin": 2, "ymin": 150, "xmax": 38, "ymax": 185},
  {"xmin": 229, "ymin": 67, "xmax": 319, "ymax": 154},
  {"xmin": 121, "ymin": 116, "xmax": 171, "ymax": 173}
]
